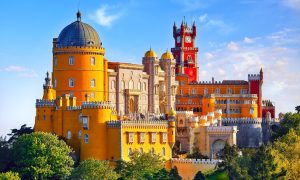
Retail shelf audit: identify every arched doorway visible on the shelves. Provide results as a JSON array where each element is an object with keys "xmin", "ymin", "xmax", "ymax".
[
  {"xmin": 211, "ymin": 139, "xmax": 226, "ymax": 158},
  {"xmin": 129, "ymin": 98, "xmax": 134, "ymax": 113}
]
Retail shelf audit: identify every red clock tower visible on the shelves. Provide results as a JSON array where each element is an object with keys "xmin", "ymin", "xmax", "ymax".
[{"xmin": 171, "ymin": 20, "xmax": 199, "ymax": 82}]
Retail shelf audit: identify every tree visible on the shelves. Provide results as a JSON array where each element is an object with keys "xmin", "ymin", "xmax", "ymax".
[
  {"xmin": 69, "ymin": 159, "xmax": 119, "ymax": 180},
  {"xmin": 152, "ymin": 168, "xmax": 169, "ymax": 180},
  {"xmin": 295, "ymin": 106, "xmax": 300, "ymax": 114},
  {"xmin": 12, "ymin": 132, "xmax": 74, "ymax": 179},
  {"xmin": 193, "ymin": 171, "xmax": 205, "ymax": 180},
  {"xmin": 169, "ymin": 166, "xmax": 182, "ymax": 180},
  {"xmin": 7, "ymin": 124, "xmax": 33, "ymax": 145},
  {"xmin": 186, "ymin": 146, "xmax": 209, "ymax": 159},
  {"xmin": 116, "ymin": 151, "xmax": 164, "ymax": 179},
  {"xmin": 0, "ymin": 171, "xmax": 20, "ymax": 180},
  {"xmin": 272, "ymin": 113, "xmax": 300, "ymax": 141}
]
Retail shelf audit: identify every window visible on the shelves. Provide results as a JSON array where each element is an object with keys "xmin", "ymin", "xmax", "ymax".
[
  {"xmin": 180, "ymin": 89, "xmax": 183, "ymax": 95},
  {"xmin": 227, "ymin": 88, "xmax": 232, "ymax": 94},
  {"xmin": 121, "ymin": 80, "xmax": 125, "ymax": 90},
  {"xmin": 155, "ymin": 65, "xmax": 159, "ymax": 75},
  {"xmin": 151, "ymin": 147, "xmax": 155, "ymax": 154},
  {"xmin": 162, "ymin": 133, "xmax": 167, "ymax": 143},
  {"xmin": 188, "ymin": 99, "xmax": 192, "ymax": 104},
  {"xmin": 138, "ymin": 81, "xmax": 141, "ymax": 90},
  {"xmin": 143, "ymin": 82, "xmax": 147, "ymax": 91},
  {"xmin": 67, "ymin": 130, "xmax": 71, "ymax": 139},
  {"xmin": 192, "ymin": 89, "xmax": 196, "ymax": 94},
  {"xmin": 91, "ymin": 79, "xmax": 96, "ymax": 87},
  {"xmin": 78, "ymin": 130, "xmax": 82, "ymax": 139},
  {"xmin": 128, "ymin": 148, "xmax": 132, "ymax": 156},
  {"xmin": 69, "ymin": 78, "xmax": 74, "ymax": 87},
  {"xmin": 129, "ymin": 80, "xmax": 134, "ymax": 89},
  {"xmin": 161, "ymin": 147, "xmax": 166, "ymax": 156},
  {"xmin": 204, "ymin": 88, "xmax": 208, "ymax": 95},
  {"xmin": 179, "ymin": 120, "xmax": 183, "ymax": 125},
  {"xmin": 90, "ymin": 57, "xmax": 96, "ymax": 65},
  {"xmin": 128, "ymin": 132, "xmax": 134, "ymax": 143},
  {"xmin": 111, "ymin": 80, "xmax": 115, "ymax": 90},
  {"xmin": 54, "ymin": 57, "xmax": 57, "ymax": 66},
  {"xmin": 250, "ymin": 107, "xmax": 254, "ymax": 115},
  {"xmin": 215, "ymin": 88, "xmax": 220, "ymax": 94},
  {"xmin": 84, "ymin": 134, "xmax": 89, "ymax": 143},
  {"xmin": 82, "ymin": 116, "xmax": 89, "ymax": 130},
  {"xmin": 240, "ymin": 89, "xmax": 247, "ymax": 94},
  {"xmin": 151, "ymin": 132, "xmax": 156, "ymax": 143},
  {"xmin": 78, "ymin": 113, "xmax": 82, "ymax": 123},
  {"xmin": 43, "ymin": 115, "xmax": 46, "ymax": 121},
  {"xmin": 139, "ymin": 132, "xmax": 145, "ymax": 143},
  {"xmin": 68, "ymin": 56, "xmax": 74, "ymax": 65},
  {"xmin": 53, "ymin": 79, "xmax": 57, "ymax": 88},
  {"xmin": 140, "ymin": 148, "xmax": 143, "ymax": 153},
  {"xmin": 90, "ymin": 92, "xmax": 95, "ymax": 98}
]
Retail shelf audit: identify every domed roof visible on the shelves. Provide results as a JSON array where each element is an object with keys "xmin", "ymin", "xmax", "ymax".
[
  {"xmin": 161, "ymin": 50, "xmax": 174, "ymax": 59},
  {"xmin": 56, "ymin": 11, "xmax": 101, "ymax": 48},
  {"xmin": 168, "ymin": 108, "xmax": 176, "ymax": 117},
  {"xmin": 144, "ymin": 48, "xmax": 157, "ymax": 58}
]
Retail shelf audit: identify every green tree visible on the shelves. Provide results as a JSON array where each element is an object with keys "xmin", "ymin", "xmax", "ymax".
[
  {"xmin": 169, "ymin": 166, "xmax": 182, "ymax": 180},
  {"xmin": 152, "ymin": 168, "xmax": 169, "ymax": 180},
  {"xmin": 193, "ymin": 171, "xmax": 205, "ymax": 180},
  {"xmin": 295, "ymin": 106, "xmax": 300, "ymax": 114},
  {"xmin": 12, "ymin": 132, "xmax": 74, "ymax": 179},
  {"xmin": 0, "ymin": 171, "xmax": 20, "ymax": 180},
  {"xmin": 7, "ymin": 124, "xmax": 33, "ymax": 145},
  {"xmin": 69, "ymin": 159, "xmax": 119, "ymax": 180},
  {"xmin": 116, "ymin": 151, "xmax": 164, "ymax": 179},
  {"xmin": 272, "ymin": 113, "xmax": 300, "ymax": 141},
  {"xmin": 187, "ymin": 146, "xmax": 209, "ymax": 159}
]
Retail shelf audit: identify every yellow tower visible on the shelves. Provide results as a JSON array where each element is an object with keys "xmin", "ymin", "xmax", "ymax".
[{"xmin": 52, "ymin": 11, "xmax": 107, "ymax": 103}]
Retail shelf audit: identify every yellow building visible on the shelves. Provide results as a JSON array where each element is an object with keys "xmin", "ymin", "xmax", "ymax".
[{"xmin": 34, "ymin": 11, "xmax": 175, "ymax": 167}]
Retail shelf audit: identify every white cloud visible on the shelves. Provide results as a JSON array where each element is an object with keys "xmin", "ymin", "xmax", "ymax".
[
  {"xmin": 227, "ymin": 41, "xmax": 240, "ymax": 51},
  {"xmin": 90, "ymin": 5, "xmax": 122, "ymax": 27},
  {"xmin": 205, "ymin": 19, "xmax": 235, "ymax": 34},
  {"xmin": 1, "ymin": 65, "xmax": 38, "ymax": 78},
  {"xmin": 244, "ymin": 37, "xmax": 255, "ymax": 43},
  {"xmin": 204, "ymin": 52, "xmax": 214, "ymax": 60},
  {"xmin": 282, "ymin": 0, "xmax": 300, "ymax": 10},
  {"xmin": 199, "ymin": 14, "xmax": 207, "ymax": 23}
]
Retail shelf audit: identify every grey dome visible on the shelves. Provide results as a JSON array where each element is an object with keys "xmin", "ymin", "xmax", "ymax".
[{"xmin": 56, "ymin": 12, "xmax": 101, "ymax": 48}]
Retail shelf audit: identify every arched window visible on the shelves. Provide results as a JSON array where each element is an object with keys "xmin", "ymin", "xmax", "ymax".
[
  {"xmin": 227, "ymin": 88, "xmax": 232, "ymax": 94},
  {"xmin": 78, "ymin": 130, "xmax": 82, "ymax": 139},
  {"xmin": 111, "ymin": 80, "xmax": 115, "ymax": 90},
  {"xmin": 121, "ymin": 80, "xmax": 125, "ymax": 90},
  {"xmin": 129, "ymin": 80, "xmax": 134, "ymax": 89},
  {"xmin": 69, "ymin": 78, "xmax": 74, "ymax": 87},
  {"xmin": 67, "ymin": 130, "xmax": 72, "ymax": 140},
  {"xmin": 179, "ymin": 120, "xmax": 183, "ymax": 124},
  {"xmin": 204, "ymin": 88, "xmax": 208, "ymax": 95},
  {"xmin": 90, "ymin": 57, "xmax": 96, "ymax": 65},
  {"xmin": 138, "ymin": 81, "xmax": 141, "ymax": 90},
  {"xmin": 43, "ymin": 115, "xmax": 46, "ymax": 121},
  {"xmin": 91, "ymin": 79, "xmax": 96, "ymax": 87},
  {"xmin": 53, "ymin": 79, "xmax": 57, "ymax": 88},
  {"xmin": 140, "ymin": 148, "xmax": 143, "ymax": 154},
  {"xmin": 68, "ymin": 56, "xmax": 74, "ymax": 65},
  {"xmin": 151, "ymin": 147, "xmax": 155, "ymax": 154},
  {"xmin": 192, "ymin": 89, "xmax": 196, "ymax": 94},
  {"xmin": 215, "ymin": 88, "xmax": 220, "ymax": 94},
  {"xmin": 128, "ymin": 148, "xmax": 132, "ymax": 156},
  {"xmin": 161, "ymin": 147, "xmax": 165, "ymax": 156},
  {"xmin": 143, "ymin": 82, "xmax": 147, "ymax": 91},
  {"xmin": 84, "ymin": 134, "xmax": 89, "ymax": 144}
]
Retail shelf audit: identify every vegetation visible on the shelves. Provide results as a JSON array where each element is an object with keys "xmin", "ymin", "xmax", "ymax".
[
  {"xmin": 69, "ymin": 159, "xmax": 119, "ymax": 180},
  {"xmin": 0, "ymin": 171, "xmax": 20, "ymax": 180},
  {"xmin": 168, "ymin": 166, "xmax": 182, "ymax": 180},
  {"xmin": 193, "ymin": 171, "xmax": 205, "ymax": 180}
]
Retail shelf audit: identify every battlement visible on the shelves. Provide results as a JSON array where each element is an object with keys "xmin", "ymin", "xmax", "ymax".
[
  {"xmin": 214, "ymin": 94, "xmax": 257, "ymax": 98},
  {"xmin": 66, "ymin": 106, "xmax": 82, "ymax": 111},
  {"xmin": 82, "ymin": 101, "xmax": 114, "ymax": 109},
  {"xmin": 206, "ymin": 126, "xmax": 237, "ymax": 133},
  {"xmin": 222, "ymin": 118, "xmax": 262, "ymax": 124},
  {"xmin": 36, "ymin": 99, "xmax": 56, "ymax": 107},
  {"xmin": 176, "ymin": 111, "xmax": 194, "ymax": 115},
  {"xmin": 248, "ymin": 74, "xmax": 260, "ymax": 81},
  {"xmin": 171, "ymin": 158, "xmax": 222, "ymax": 164},
  {"xmin": 106, "ymin": 120, "xmax": 169, "ymax": 128}
]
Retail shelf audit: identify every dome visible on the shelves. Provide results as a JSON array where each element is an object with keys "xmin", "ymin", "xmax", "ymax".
[
  {"xmin": 168, "ymin": 108, "xmax": 176, "ymax": 117},
  {"xmin": 144, "ymin": 48, "xmax": 157, "ymax": 58},
  {"xmin": 56, "ymin": 11, "xmax": 101, "ymax": 48},
  {"xmin": 161, "ymin": 50, "xmax": 174, "ymax": 59}
]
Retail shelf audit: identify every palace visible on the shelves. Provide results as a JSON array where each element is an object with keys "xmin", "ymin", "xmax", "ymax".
[{"xmin": 34, "ymin": 11, "xmax": 277, "ymax": 178}]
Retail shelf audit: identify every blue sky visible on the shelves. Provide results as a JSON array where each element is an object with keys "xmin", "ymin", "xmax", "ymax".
[{"xmin": 0, "ymin": 0, "xmax": 299, "ymax": 136}]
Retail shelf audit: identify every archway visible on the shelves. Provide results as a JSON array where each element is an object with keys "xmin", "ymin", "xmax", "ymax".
[
  {"xmin": 129, "ymin": 98, "xmax": 134, "ymax": 113},
  {"xmin": 211, "ymin": 139, "xmax": 226, "ymax": 158}
]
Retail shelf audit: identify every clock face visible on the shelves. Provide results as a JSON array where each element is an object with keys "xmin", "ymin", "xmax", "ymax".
[
  {"xmin": 177, "ymin": 36, "xmax": 181, "ymax": 43},
  {"xmin": 185, "ymin": 36, "xmax": 192, "ymax": 43}
]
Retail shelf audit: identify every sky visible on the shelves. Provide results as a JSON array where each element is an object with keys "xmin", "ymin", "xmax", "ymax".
[{"xmin": 0, "ymin": 0, "xmax": 300, "ymax": 136}]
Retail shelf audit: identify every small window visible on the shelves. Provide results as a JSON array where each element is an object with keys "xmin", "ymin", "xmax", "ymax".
[
  {"xmin": 43, "ymin": 115, "xmax": 46, "ymax": 121},
  {"xmin": 82, "ymin": 116, "xmax": 89, "ymax": 130},
  {"xmin": 91, "ymin": 79, "xmax": 96, "ymax": 87},
  {"xmin": 143, "ymin": 82, "xmax": 147, "ymax": 91},
  {"xmin": 68, "ymin": 56, "xmax": 74, "ymax": 65},
  {"xmin": 192, "ymin": 89, "xmax": 196, "ymax": 94},
  {"xmin": 69, "ymin": 78, "xmax": 74, "ymax": 87},
  {"xmin": 227, "ymin": 88, "xmax": 232, "ymax": 94},
  {"xmin": 91, "ymin": 57, "xmax": 96, "ymax": 65},
  {"xmin": 151, "ymin": 147, "xmax": 155, "ymax": 154},
  {"xmin": 84, "ymin": 134, "xmax": 89, "ymax": 143},
  {"xmin": 111, "ymin": 80, "xmax": 115, "ymax": 90},
  {"xmin": 140, "ymin": 148, "xmax": 143, "ymax": 153},
  {"xmin": 151, "ymin": 132, "xmax": 156, "ymax": 143},
  {"xmin": 138, "ymin": 81, "xmax": 141, "ymax": 90},
  {"xmin": 215, "ymin": 88, "xmax": 220, "ymax": 94},
  {"xmin": 162, "ymin": 133, "xmax": 167, "ymax": 143},
  {"xmin": 54, "ymin": 57, "xmax": 58, "ymax": 66},
  {"xmin": 161, "ymin": 147, "xmax": 165, "ymax": 156},
  {"xmin": 67, "ymin": 130, "xmax": 72, "ymax": 139},
  {"xmin": 78, "ymin": 130, "xmax": 82, "ymax": 139},
  {"xmin": 179, "ymin": 120, "xmax": 183, "ymax": 125},
  {"xmin": 121, "ymin": 81, "xmax": 125, "ymax": 90},
  {"xmin": 139, "ymin": 132, "xmax": 145, "ymax": 143},
  {"xmin": 53, "ymin": 79, "xmax": 57, "ymax": 88},
  {"xmin": 128, "ymin": 132, "xmax": 134, "ymax": 143},
  {"xmin": 90, "ymin": 92, "xmax": 95, "ymax": 98},
  {"xmin": 250, "ymin": 107, "xmax": 254, "ymax": 115},
  {"xmin": 204, "ymin": 88, "xmax": 208, "ymax": 95},
  {"xmin": 129, "ymin": 80, "xmax": 134, "ymax": 89}
]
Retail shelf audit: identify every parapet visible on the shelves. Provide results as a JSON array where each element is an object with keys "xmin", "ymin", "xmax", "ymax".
[
  {"xmin": 81, "ymin": 101, "xmax": 114, "ymax": 109},
  {"xmin": 106, "ymin": 119, "xmax": 169, "ymax": 128},
  {"xmin": 206, "ymin": 126, "xmax": 237, "ymax": 133},
  {"xmin": 36, "ymin": 99, "xmax": 56, "ymax": 107},
  {"xmin": 248, "ymin": 74, "xmax": 260, "ymax": 81},
  {"xmin": 171, "ymin": 158, "xmax": 222, "ymax": 164},
  {"xmin": 222, "ymin": 117, "xmax": 262, "ymax": 124}
]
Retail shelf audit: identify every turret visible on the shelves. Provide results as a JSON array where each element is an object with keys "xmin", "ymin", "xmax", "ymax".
[
  {"xmin": 173, "ymin": 22, "xmax": 177, "ymax": 38},
  {"xmin": 260, "ymin": 68, "xmax": 263, "ymax": 82},
  {"xmin": 42, "ymin": 72, "xmax": 56, "ymax": 100},
  {"xmin": 168, "ymin": 108, "xmax": 176, "ymax": 148},
  {"xmin": 192, "ymin": 21, "xmax": 196, "ymax": 37},
  {"xmin": 180, "ymin": 21, "xmax": 184, "ymax": 35}
]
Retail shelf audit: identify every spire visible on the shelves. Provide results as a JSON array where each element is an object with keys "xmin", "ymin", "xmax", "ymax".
[
  {"xmin": 173, "ymin": 22, "xmax": 176, "ymax": 27},
  {"xmin": 193, "ymin": 20, "xmax": 196, "ymax": 27},
  {"xmin": 43, "ymin": 71, "xmax": 52, "ymax": 89},
  {"xmin": 76, "ymin": 10, "xmax": 82, "ymax": 21}
]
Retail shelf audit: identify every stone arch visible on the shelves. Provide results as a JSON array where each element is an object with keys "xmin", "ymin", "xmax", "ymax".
[{"xmin": 211, "ymin": 139, "xmax": 226, "ymax": 158}]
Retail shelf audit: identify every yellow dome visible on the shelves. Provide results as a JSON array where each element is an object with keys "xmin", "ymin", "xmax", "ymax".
[
  {"xmin": 168, "ymin": 108, "xmax": 176, "ymax": 116},
  {"xmin": 161, "ymin": 50, "xmax": 174, "ymax": 59},
  {"xmin": 145, "ymin": 48, "xmax": 157, "ymax": 58}
]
